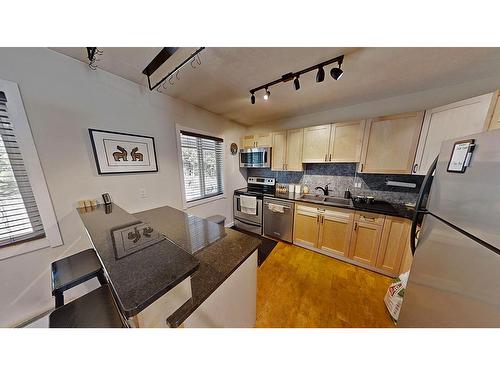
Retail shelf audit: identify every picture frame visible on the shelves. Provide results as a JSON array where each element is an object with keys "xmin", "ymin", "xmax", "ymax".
[{"xmin": 89, "ymin": 128, "xmax": 159, "ymax": 174}]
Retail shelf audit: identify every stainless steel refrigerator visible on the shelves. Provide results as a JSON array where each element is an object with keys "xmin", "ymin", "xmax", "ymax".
[{"xmin": 398, "ymin": 129, "xmax": 500, "ymax": 327}]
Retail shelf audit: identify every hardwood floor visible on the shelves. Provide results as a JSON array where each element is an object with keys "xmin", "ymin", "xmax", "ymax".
[{"xmin": 256, "ymin": 242, "xmax": 395, "ymax": 328}]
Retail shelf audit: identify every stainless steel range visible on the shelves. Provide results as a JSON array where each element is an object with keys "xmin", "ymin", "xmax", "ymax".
[{"xmin": 233, "ymin": 177, "xmax": 275, "ymax": 235}]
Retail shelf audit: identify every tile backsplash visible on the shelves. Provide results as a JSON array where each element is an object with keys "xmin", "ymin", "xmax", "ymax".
[{"xmin": 246, "ymin": 163, "xmax": 424, "ymax": 205}]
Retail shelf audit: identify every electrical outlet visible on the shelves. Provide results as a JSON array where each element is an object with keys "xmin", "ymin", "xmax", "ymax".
[
  {"xmin": 139, "ymin": 188, "xmax": 147, "ymax": 198},
  {"xmin": 354, "ymin": 182, "xmax": 361, "ymax": 188}
]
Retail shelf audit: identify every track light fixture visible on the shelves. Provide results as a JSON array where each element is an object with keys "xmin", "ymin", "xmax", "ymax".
[
  {"xmin": 293, "ymin": 76, "xmax": 300, "ymax": 90},
  {"xmin": 249, "ymin": 54, "xmax": 344, "ymax": 103},
  {"xmin": 263, "ymin": 88, "xmax": 270, "ymax": 101},
  {"xmin": 316, "ymin": 65, "xmax": 325, "ymax": 82}
]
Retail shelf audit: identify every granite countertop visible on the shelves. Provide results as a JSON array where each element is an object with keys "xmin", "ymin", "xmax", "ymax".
[
  {"xmin": 266, "ymin": 192, "xmax": 415, "ymax": 219},
  {"xmin": 77, "ymin": 204, "xmax": 200, "ymax": 318},
  {"xmin": 134, "ymin": 206, "xmax": 261, "ymax": 328}
]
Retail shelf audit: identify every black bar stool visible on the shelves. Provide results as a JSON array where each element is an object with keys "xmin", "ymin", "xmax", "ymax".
[
  {"xmin": 51, "ymin": 248, "xmax": 107, "ymax": 308},
  {"xmin": 49, "ymin": 284, "xmax": 126, "ymax": 328}
]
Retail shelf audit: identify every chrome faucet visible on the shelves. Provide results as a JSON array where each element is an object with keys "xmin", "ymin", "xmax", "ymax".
[{"xmin": 315, "ymin": 183, "xmax": 330, "ymax": 196}]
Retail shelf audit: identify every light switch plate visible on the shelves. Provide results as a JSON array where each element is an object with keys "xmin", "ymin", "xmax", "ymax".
[
  {"xmin": 354, "ymin": 182, "xmax": 361, "ymax": 188},
  {"xmin": 140, "ymin": 188, "xmax": 147, "ymax": 198}
]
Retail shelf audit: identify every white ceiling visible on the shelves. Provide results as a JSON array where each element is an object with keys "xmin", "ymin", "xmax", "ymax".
[{"xmin": 50, "ymin": 47, "xmax": 500, "ymax": 126}]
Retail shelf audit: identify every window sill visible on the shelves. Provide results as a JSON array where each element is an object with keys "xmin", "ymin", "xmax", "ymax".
[
  {"xmin": 183, "ymin": 194, "xmax": 227, "ymax": 209},
  {"xmin": 0, "ymin": 237, "xmax": 51, "ymax": 261}
]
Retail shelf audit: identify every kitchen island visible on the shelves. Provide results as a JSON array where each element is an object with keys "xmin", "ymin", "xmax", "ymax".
[{"xmin": 78, "ymin": 203, "xmax": 261, "ymax": 328}]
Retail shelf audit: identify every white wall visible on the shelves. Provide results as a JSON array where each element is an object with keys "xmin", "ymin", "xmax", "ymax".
[
  {"xmin": 0, "ymin": 48, "xmax": 247, "ymax": 327},
  {"xmin": 251, "ymin": 75, "xmax": 500, "ymax": 131}
]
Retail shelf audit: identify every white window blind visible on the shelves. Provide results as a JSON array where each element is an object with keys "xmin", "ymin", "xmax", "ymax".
[
  {"xmin": 180, "ymin": 130, "xmax": 223, "ymax": 203},
  {"xmin": 0, "ymin": 91, "xmax": 45, "ymax": 247}
]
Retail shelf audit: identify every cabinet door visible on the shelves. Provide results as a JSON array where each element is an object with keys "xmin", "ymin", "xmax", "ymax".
[
  {"xmin": 271, "ymin": 131, "xmax": 287, "ymax": 171},
  {"xmin": 302, "ymin": 124, "xmax": 331, "ymax": 163},
  {"xmin": 488, "ymin": 92, "xmax": 500, "ymax": 131},
  {"xmin": 293, "ymin": 204, "xmax": 320, "ymax": 248},
  {"xmin": 359, "ymin": 111, "xmax": 424, "ymax": 174},
  {"xmin": 285, "ymin": 128, "xmax": 304, "ymax": 171},
  {"xmin": 255, "ymin": 133, "xmax": 271, "ymax": 147},
  {"xmin": 318, "ymin": 207, "xmax": 354, "ymax": 257},
  {"xmin": 329, "ymin": 120, "xmax": 365, "ymax": 162},
  {"xmin": 240, "ymin": 135, "xmax": 256, "ymax": 148},
  {"xmin": 414, "ymin": 93, "xmax": 495, "ymax": 175},
  {"xmin": 376, "ymin": 216, "xmax": 410, "ymax": 275},
  {"xmin": 348, "ymin": 221, "xmax": 383, "ymax": 266}
]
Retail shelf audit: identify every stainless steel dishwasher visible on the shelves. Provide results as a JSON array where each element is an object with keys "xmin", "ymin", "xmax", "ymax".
[{"xmin": 263, "ymin": 197, "xmax": 294, "ymax": 242}]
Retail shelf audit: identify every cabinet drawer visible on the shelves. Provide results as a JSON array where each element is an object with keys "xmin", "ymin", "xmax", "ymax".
[{"xmin": 354, "ymin": 211, "xmax": 385, "ymax": 226}]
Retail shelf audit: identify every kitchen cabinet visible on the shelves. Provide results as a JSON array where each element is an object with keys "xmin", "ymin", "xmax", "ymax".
[
  {"xmin": 329, "ymin": 120, "xmax": 365, "ymax": 162},
  {"xmin": 271, "ymin": 129, "xmax": 303, "ymax": 171},
  {"xmin": 240, "ymin": 133, "xmax": 271, "ymax": 148},
  {"xmin": 413, "ymin": 93, "xmax": 495, "ymax": 175},
  {"xmin": 293, "ymin": 204, "xmax": 321, "ymax": 248},
  {"xmin": 359, "ymin": 111, "xmax": 424, "ymax": 174},
  {"xmin": 302, "ymin": 124, "xmax": 331, "ymax": 162},
  {"xmin": 488, "ymin": 90, "xmax": 500, "ymax": 131},
  {"xmin": 376, "ymin": 215, "xmax": 410, "ymax": 274},
  {"xmin": 318, "ymin": 207, "xmax": 354, "ymax": 257},
  {"xmin": 348, "ymin": 211, "xmax": 384, "ymax": 266}
]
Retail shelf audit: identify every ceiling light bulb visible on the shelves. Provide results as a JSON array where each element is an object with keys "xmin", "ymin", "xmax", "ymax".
[
  {"xmin": 251, "ymin": 93, "xmax": 255, "ymax": 104},
  {"xmin": 263, "ymin": 89, "xmax": 270, "ymax": 101},
  {"xmin": 293, "ymin": 76, "xmax": 300, "ymax": 90},
  {"xmin": 330, "ymin": 64, "xmax": 344, "ymax": 80},
  {"xmin": 316, "ymin": 66, "xmax": 325, "ymax": 83}
]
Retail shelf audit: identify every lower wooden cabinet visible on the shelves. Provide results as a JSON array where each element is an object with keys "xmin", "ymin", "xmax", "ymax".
[
  {"xmin": 318, "ymin": 207, "xmax": 353, "ymax": 257},
  {"xmin": 293, "ymin": 202, "xmax": 412, "ymax": 277}
]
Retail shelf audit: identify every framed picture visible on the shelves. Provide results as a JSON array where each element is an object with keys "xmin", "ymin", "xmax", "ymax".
[
  {"xmin": 111, "ymin": 221, "xmax": 165, "ymax": 259},
  {"xmin": 89, "ymin": 128, "xmax": 158, "ymax": 174}
]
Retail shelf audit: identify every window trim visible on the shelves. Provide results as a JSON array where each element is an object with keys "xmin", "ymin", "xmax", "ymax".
[
  {"xmin": 0, "ymin": 79, "xmax": 62, "ymax": 260},
  {"xmin": 175, "ymin": 123, "xmax": 226, "ymax": 209}
]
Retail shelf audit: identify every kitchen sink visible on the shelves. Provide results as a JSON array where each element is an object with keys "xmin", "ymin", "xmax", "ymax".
[
  {"xmin": 299, "ymin": 194, "xmax": 325, "ymax": 202},
  {"xmin": 323, "ymin": 197, "xmax": 352, "ymax": 206}
]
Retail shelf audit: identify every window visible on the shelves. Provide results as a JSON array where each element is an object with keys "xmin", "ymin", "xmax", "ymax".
[
  {"xmin": 0, "ymin": 91, "xmax": 45, "ymax": 247},
  {"xmin": 179, "ymin": 129, "xmax": 224, "ymax": 204},
  {"xmin": 0, "ymin": 79, "xmax": 61, "ymax": 258}
]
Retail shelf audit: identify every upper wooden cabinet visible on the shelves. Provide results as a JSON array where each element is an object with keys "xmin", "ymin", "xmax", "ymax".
[
  {"xmin": 240, "ymin": 133, "xmax": 271, "ymax": 148},
  {"xmin": 359, "ymin": 111, "xmax": 424, "ymax": 174},
  {"xmin": 413, "ymin": 93, "xmax": 495, "ymax": 175},
  {"xmin": 329, "ymin": 121, "xmax": 365, "ymax": 162},
  {"xmin": 302, "ymin": 124, "xmax": 331, "ymax": 162},
  {"xmin": 271, "ymin": 129, "xmax": 303, "ymax": 171},
  {"xmin": 488, "ymin": 90, "xmax": 500, "ymax": 131}
]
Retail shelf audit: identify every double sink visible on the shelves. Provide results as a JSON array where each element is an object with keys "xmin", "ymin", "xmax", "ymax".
[{"xmin": 298, "ymin": 194, "xmax": 353, "ymax": 207}]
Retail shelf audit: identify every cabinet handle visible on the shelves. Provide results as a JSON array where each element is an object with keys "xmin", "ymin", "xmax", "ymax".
[
  {"xmin": 412, "ymin": 163, "xmax": 418, "ymax": 173},
  {"xmin": 360, "ymin": 163, "xmax": 364, "ymax": 172},
  {"xmin": 321, "ymin": 215, "xmax": 324, "ymax": 224},
  {"xmin": 354, "ymin": 222, "xmax": 358, "ymax": 231},
  {"xmin": 324, "ymin": 154, "xmax": 327, "ymax": 162},
  {"xmin": 316, "ymin": 215, "xmax": 319, "ymax": 223},
  {"xmin": 329, "ymin": 154, "xmax": 332, "ymax": 161},
  {"xmin": 361, "ymin": 215, "xmax": 375, "ymax": 222}
]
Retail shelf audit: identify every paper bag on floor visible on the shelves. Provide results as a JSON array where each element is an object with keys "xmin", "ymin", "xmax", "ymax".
[{"xmin": 384, "ymin": 271, "xmax": 410, "ymax": 322}]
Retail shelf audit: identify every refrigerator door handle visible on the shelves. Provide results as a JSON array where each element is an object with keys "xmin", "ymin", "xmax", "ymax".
[{"xmin": 410, "ymin": 155, "xmax": 439, "ymax": 255}]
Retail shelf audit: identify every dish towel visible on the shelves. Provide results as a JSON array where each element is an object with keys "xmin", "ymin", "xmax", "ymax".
[
  {"xmin": 240, "ymin": 195, "xmax": 257, "ymax": 215},
  {"xmin": 268, "ymin": 203, "xmax": 285, "ymax": 213}
]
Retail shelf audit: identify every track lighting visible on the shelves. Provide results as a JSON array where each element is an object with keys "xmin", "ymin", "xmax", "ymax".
[
  {"xmin": 249, "ymin": 54, "xmax": 344, "ymax": 103},
  {"xmin": 293, "ymin": 76, "xmax": 300, "ymax": 90},
  {"xmin": 316, "ymin": 66, "xmax": 325, "ymax": 83},
  {"xmin": 263, "ymin": 88, "xmax": 270, "ymax": 101},
  {"xmin": 330, "ymin": 62, "xmax": 343, "ymax": 80}
]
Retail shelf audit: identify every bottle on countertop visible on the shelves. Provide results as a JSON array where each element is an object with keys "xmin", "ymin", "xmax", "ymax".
[{"xmin": 303, "ymin": 185, "xmax": 310, "ymax": 194}]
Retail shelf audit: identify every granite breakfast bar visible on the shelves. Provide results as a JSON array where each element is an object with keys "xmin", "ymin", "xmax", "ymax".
[{"xmin": 78, "ymin": 203, "xmax": 261, "ymax": 328}]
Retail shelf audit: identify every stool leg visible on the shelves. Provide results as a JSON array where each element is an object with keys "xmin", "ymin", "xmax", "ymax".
[
  {"xmin": 54, "ymin": 291, "xmax": 64, "ymax": 308},
  {"xmin": 97, "ymin": 270, "xmax": 107, "ymax": 285}
]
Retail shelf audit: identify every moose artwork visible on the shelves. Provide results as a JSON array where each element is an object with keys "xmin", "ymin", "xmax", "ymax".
[{"xmin": 89, "ymin": 129, "xmax": 158, "ymax": 174}]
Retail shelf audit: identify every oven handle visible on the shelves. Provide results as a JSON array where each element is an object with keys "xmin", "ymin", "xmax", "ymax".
[{"xmin": 234, "ymin": 217, "xmax": 262, "ymax": 227}]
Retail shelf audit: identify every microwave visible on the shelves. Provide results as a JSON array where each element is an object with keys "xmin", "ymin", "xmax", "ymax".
[{"xmin": 239, "ymin": 147, "xmax": 271, "ymax": 168}]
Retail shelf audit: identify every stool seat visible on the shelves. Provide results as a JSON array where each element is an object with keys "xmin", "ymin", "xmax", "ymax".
[
  {"xmin": 49, "ymin": 285, "xmax": 125, "ymax": 328},
  {"xmin": 51, "ymin": 248, "xmax": 106, "ymax": 308},
  {"xmin": 206, "ymin": 214, "xmax": 226, "ymax": 226}
]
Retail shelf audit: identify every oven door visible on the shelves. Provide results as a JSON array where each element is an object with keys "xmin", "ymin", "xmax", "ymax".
[
  {"xmin": 233, "ymin": 194, "xmax": 262, "ymax": 225},
  {"xmin": 239, "ymin": 148, "xmax": 271, "ymax": 168}
]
